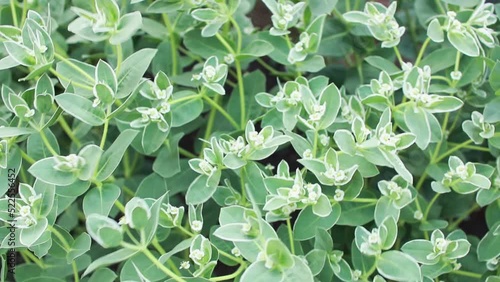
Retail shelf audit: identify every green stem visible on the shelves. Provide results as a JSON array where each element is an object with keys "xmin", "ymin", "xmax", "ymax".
[
  {"xmin": 211, "ymin": 263, "xmax": 246, "ymax": 281},
  {"xmin": 447, "ymin": 143, "xmax": 489, "ymax": 152},
  {"xmin": 312, "ymin": 130, "xmax": 319, "ymax": 158},
  {"xmin": 215, "ymin": 33, "xmax": 235, "ymax": 54},
  {"xmin": 178, "ymin": 147, "xmax": 197, "ymax": 158},
  {"xmin": 153, "ymin": 238, "xmax": 182, "ymax": 276},
  {"xmin": 39, "ymin": 130, "xmax": 58, "ymax": 156},
  {"xmin": 115, "ymin": 44, "xmax": 123, "ymax": 73},
  {"xmin": 20, "ymin": 0, "xmax": 28, "ymax": 27},
  {"xmin": 447, "ymin": 204, "xmax": 479, "ymax": 231},
  {"xmin": 286, "ymin": 218, "xmax": 295, "ymax": 255},
  {"xmin": 10, "ymin": 0, "xmax": 18, "ymax": 27},
  {"xmin": 142, "ymin": 248, "xmax": 186, "ymax": 282},
  {"xmin": 114, "ymin": 200, "xmax": 125, "ymax": 213},
  {"xmin": 423, "ymin": 193, "xmax": 440, "ymax": 221},
  {"xmin": 257, "ymin": 59, "xmax": 294, "ymax": 78},
  {"xmin": 54, "ymin": 53, "xmax": 95, "ymax": 82},
  {"xmin": 100, "ymin": 107, "xmax": 111, "ymax": 149},
  {"xmin": 435, "ymin": 0, "xmax": 446, "ymax": 14},
  {"xmin": 171, "ymin": 94, "xmax": 201, "ymax": 105},
  {"xmin": 434, "ymin": 139, "xmax": 474, "ymax": 164},
  {"xmin": 393, "ymin": 47, "xmax": 404, "ymax": 65},
  {"xmin": 21, "ymin": 250, "xmax": 45, "ymax": 268},
  {"xmin": 162, "ymin": 14, "xmax": 178, "ymax": 76},
  {"xmin": 451, "ymin": 270, "xmax": 482, "ymax": 279},
  {"xmin": 235, "ymin": 59, "xmax": 246, "ymax": 129},
  {"xmin": 58, "ymin": 116, "xmax": 82, "ymax": 148},
  {"xmin": 202, "ymin": 94, "xmax": 220, "ymax": 149},
  {"xmin": 415, "ymin": 38, "xmax": 431, "ymax": 67},
  {"xmin": 20, "ymin": 149, "xmax": 36, "ymax": 164},
  {"xmin": 123, "ymin": 149, "xmax": 131, "ymax": 178},
  {"xmin": 48, "ymin": 226, "xmax": 80, "ymax": 282},
  {"xmin": 202, "ymin": 95, "xmax": 239, "ymax": 129},
  {"xmin": 49, "ymin": 68, "xmax": 93, "ymax": 91}
]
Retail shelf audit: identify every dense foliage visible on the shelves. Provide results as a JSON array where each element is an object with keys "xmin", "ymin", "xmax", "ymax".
[{"xmin": 0, "ymin": 0, "xmax": 499, "ymax": 281}]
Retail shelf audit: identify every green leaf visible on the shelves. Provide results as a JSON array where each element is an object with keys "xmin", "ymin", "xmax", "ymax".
[
  {"xmin": 377, "ymin": 251, "xmax": 421, "ymax": 281},
  {"xmin": 478, "ymin": 223, "xmax": 500, "ymax": 261},
  {"xmin": 309, "ymin": 0, "xmax": 338, "ymax": 16},
  {"xmin": 447, "ymin": 30, "xmax": 480, "ymax": 57},
  {"xmin": 89, "ymin": 268, "xmax": 117, "ymax": 282},
  {"xmin": 404, "ymin": 106, "xmax": 431, "ymax": 150},
  {"xmin": 420, "ymin": 48, "xmax": 456, "ymax": 73},
  {"xmin": 186, "ymin": 175, "xmax": 216, "ymax": 205},
  {"xmin": 318, "ymin": 83, "xmax": 341, "ymax": 129},
  {"xmin": 427, "ymin": 18, "xmax": 443, "ymax": 43},
  {"xmin": 83, "ymin": 248, "xmax": 139, "ymax": 277},
  {"xmin": 116, "ymin": 48, "xmax": 157, "ymax": 99},
  {"xmin": 28, "ymin": 157, "xmax": 78, "ymax": 186},
  {"xmin": 110, "ymin": 12, "xmax": 142, "ymax": 45},
  {"xmin": 0, "ymin": 127, "xmax": 35, "ymax": 138},
  {"xmin": 489, "ymin": 61, "xmax": 500, "ymax": 91},
  {"xmin": 171, "ymin": 91, "xmax": 203, "ymax": 127},
  {"xmin": 55, "ymin": 94, "xmax": 105, "ymax": 126},
  {"xmin": 20, "ymin": 218, "xmax": 48, "ymax": 247},
  {"xmin": 282, "ymin": 257, "xmax": 314, "ymax": 282},
  {"xmin": 96, "ymin": 129, "xmax": 139, "ymax": 181},
  {"xmin": 83, "ymin": 184, "xmax": 121, "ymax": 217},
  {"xmin": 67, "ymin": 233, "xmax": 92, "ymax": 263},
  {"xmin": 27, "ymin": 129, "xmax": 60, "ymax": 160},
  {"xmin": 78, "ymin": 145, "xmax": 104, "ymax": 181},
  {"xmin": 153, "ymin": 133, "xmax": 182, "ymax": 178},
  {"xmin": 294, "ymin": 205, "xmax": 340, "ymax": 241},
  {"xmin": 243, "ymin": 162, "xmax": 268, "ymax": 205},
  {"xmin": 365, "ymin": 56, "xmax": 401, "ymax": 75},
  {"xmin": 484, "ymin": 97, "xmax": 500, "ymax": 123},
  {"xmin": 374, "ymin": 196, "xmax": 400, "ymax": 226},
  {"xmin": 240, "ymin": 261, "xmax": 284, "ymax": 282},
  {"xmin": 184, "ymin": 30, "xmax": 227, "ymax": 59},
  {"xmin": 240, "ymin": 40, "xmax": 274, "ymax": 58}
]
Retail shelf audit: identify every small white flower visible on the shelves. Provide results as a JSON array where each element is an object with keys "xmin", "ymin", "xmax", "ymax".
[
  {"xmin": 199, "ymin": 160, "xmax": 216, "ymax": 175},
  {"xmin": 202, "ymin": 65, "xmax": 217, "ymax": 81},
  {"xmin": 191, "ymin": 220, "xmax": 203, "ymax": 232},
  {"xmin": 333, "ymin": 189, "xmax": 344, "ymax": 202},
  {"xmin": 180, "ymin": 261, "xmax": 190, "ymax": 269},
  {"xmin": 19, "ymin": 205, "xmax": 31, "ymax": 217},
  {"xmin": 414, "ymin": 210, "xmax": 423, "ymax": 220},
  {"xmin": 368, "ymin": 228, "xmax": 381, "ymax": 245},
  {"xmin": 352, "ymin": 269, "xmax": 362, "ymax": 281},
  {"xmin": 451, "ymin": 71, "xmax": 462, "ymax": 81},
  {"xmin": 433, "ymin": 238, "xmax": 450, "ymax": 254},
  {"xmin": 289, "ymin": 90, "xmax": 302, "ymax": 104},
  {"xmin": 242, "ymin": 222, "xmax": 252, "ymax": 234},
  {"xmin": 224, "ymin": 54, "xmax": 235, "ymax": 64},
  {"xmin": 189, "ymin": 249, "xmax": 205, "ymax": 261},
  {"xmin": 264, "ymin": 164, "xmax": 275, "ymax": 171},
  {"xmin": 319, "ymin": 134, "xmax": 329, "ymax": 146},
  {"xmin": 455, "ymin": 164, "xmax": 468, "ymax": 180},
  {"xmin": 231, "ymin": 247, "xmax": 241, "ymax": 257},
  {"xmin": 248, "ymin": 131, "xmax": 265, "ymax": 147},
  {"xmin": 192, "ymin": 74, "xmax": 201, "ymax": 81},
  {"xmin": 303, "ymin": 149, "xmax": 313, "ymax": 159}
]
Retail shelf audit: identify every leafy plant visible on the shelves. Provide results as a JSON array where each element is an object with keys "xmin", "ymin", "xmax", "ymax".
[{"xmin": 0, "ymin": 0, "xmax": 499, "ymax": 281}]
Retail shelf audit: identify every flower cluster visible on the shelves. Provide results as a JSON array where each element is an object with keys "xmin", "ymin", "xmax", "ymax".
[
  {"xmin": 463, "ymin": 111, "xmax": 496, "ymax": 144},
  {"xmin": 432, "ymin": 156, "xmax": 491, "ymax": 194},
  {"xmin": 343, "ymin": 2, "xmax": 405, "ymax": 48},
  {"xmin": 130, "ymin": 72, "xmax": 174, "ymax": 132},
  {"xmin": 264, "ymin": 0, "xmax": 305, "ymax": 36},
  {"xmin": 263, "ymin": 165, "xmax": 330, "ymax": 221},
  {"xmin": 192, "ymin": 56, "xmax": 228, "ymax": 95},
  {"xmin": 53, "ymin": 154, "xmax": 86, "ymax": 173}
]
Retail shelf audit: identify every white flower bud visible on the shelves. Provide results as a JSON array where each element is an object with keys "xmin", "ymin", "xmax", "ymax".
[
  {"xmin": 333, "ymin": 189, "xmax": 344, "ymax": 202},
  {"xmin": 180, "ymin": 261, "xmax": 190, "ymax": 269},
  {"xmin": 191, "ymin": 220, "xmax": 203, "ymax": 232},
  {"xmin": 451, "ymin": 71, "xmax": 462, "ymax": 81}
]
